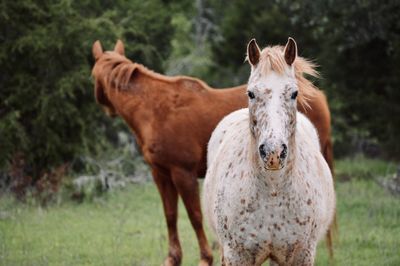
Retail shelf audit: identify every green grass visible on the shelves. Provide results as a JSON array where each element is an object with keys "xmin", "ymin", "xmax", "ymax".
[
  {"xmin": 335, "ymin": 154, "xmax": 396, "ymax": 180},
  {"xmin": 0, "ymin": 157, "xmax": 399, "ymax": 265}
]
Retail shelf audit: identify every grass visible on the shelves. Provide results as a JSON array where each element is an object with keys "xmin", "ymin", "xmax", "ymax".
[{"xmin": 0, "ymin": 157, "xmax": 399, "ymax": 266}]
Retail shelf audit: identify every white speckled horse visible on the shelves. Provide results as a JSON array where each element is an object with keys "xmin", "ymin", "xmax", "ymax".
[{"xmin": 203, "ymin": 38, "xmax": 335, "ymax": 266}]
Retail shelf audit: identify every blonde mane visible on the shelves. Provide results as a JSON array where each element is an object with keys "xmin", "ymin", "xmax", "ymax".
[
  {"xmin": 92, "ymin": 52, "xmax": 209, "ymax": 91},
  {"xmin": 257, "ymin": 45, "xmax": 319, "ymax": 109}
]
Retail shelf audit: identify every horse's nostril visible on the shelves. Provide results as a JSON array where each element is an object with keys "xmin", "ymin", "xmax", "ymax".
[
  {"xmin": 280, "ymin": 144, "xmax": 288, "ymax": 159},
  {"xmin": 259, "ymin": 144, "xmax": 267, "ymax": 159}
]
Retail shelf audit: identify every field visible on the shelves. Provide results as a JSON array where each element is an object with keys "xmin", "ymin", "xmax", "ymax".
[{"xmin": 0, "ymin": 157, "xmax": 399, "ymax": 266}]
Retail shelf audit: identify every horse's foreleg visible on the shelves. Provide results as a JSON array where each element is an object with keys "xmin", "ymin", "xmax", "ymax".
[
  {"xmin": 152, "ymin": 168, "xmax": 182, "ymax": 266},
  {"xmin": 269, "ymin": 260, "xmax": 280, "ymax": 266},
  {"xmin": 171, "ymin": 167, "xmax": 213, "ymax": 266},
  {"xmin": 290, "ymin": 244, "xmax": 316, "ymax": 266}
]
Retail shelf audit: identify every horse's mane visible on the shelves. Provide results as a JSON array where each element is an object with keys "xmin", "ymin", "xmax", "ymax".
[
  {"xmin": 256, "ymin": 45, "xmax": 319, "ymax": 109},
  {"xmin": 92, "ymin": 52, "xmax": 209, "ymax": 92}
]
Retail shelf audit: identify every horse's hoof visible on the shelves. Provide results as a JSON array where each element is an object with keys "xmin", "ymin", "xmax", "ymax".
[
  {"xmin": 198, "ymin": 259, "xmax": 212, "ymax": 266},
  {"xmin": 161, "ymin": 256, "xmax": 181, "ymax": 266}
]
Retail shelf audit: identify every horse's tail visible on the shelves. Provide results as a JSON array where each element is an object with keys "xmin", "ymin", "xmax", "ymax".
[
  {"xmin": 326, "ymin": 212, "xmax": 338, "ymax": 259},
  {"xmin": 323, "ymin": 138, "xmax": 334, "ymax": 177},
  {"xmin": 323, "ymin": 139, "xmax": 338, "ymax": 260}
]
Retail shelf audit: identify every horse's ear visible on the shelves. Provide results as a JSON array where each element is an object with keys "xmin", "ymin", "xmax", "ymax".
[
  {"xmin": 114, "ymin": 40, "xmax": 125, "ymax": 56},
  {"xmin": 247, "ymin": 38, "xmax": 261, "ymax": 66},
  {"xmin": 92, "ymin": 40, "xmax": 103, "ymax": 61},
  {"xmin": 284, "ymin": 37, "xmax": 297, "ymax": 66}
]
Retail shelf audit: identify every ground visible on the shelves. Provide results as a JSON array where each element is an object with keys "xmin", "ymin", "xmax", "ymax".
[{"xmin": 0, "ymin": 157, "xmax": 399, "ymax": 266}]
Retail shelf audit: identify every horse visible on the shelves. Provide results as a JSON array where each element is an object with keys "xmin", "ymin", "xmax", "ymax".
[
  {"xmin": 203, "ymin": 38, "xmax": 336, "ymax": 266},
  {"xmin": 91, "ymin": 39, "xmax": 334, "ymax": 266}
]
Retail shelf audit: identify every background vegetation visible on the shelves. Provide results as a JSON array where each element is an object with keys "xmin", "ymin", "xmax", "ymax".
[
  {"xmin": 0, "ymin": 0, "xmax": 172, "ymax": 188},
  {"xmin": 1, "ymin": 0, "xmax": 399, "ymax": 185},
  {"xmin": 0, "ymin": 0, "xmax": 399, "ymax": 265}
]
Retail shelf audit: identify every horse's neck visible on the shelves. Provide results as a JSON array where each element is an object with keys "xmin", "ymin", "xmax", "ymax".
[{"xmin": 102, "ymin": 73, "xmax": 156, "ymax": 134}]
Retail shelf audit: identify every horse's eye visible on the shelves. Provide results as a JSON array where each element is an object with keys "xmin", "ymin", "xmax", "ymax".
[
  {"xmin": 291, "ymin": 91, "xmax": 298, "ymax": 100},
  {"xmin": 248, "ymin": 91, "xmax": 255, "ymax": 99}
]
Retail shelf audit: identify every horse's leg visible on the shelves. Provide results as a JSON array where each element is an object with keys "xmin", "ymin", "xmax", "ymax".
[
  {"xmin": 220, "ymin": 245, "xmax": 225, "ymax": 266},
  {"xmin": 152, "ymin": 168, "xmax": 182, "ymax": 266},
  {"xmin": 171, "ymin": 167, "xmax": 213, "ymax": 266},
  {"xmin": 222, "ymin": 246, "xmax": 256, "ymax": 266},
  {"xmin": 269, "ymin": 260, "xmax": 279, "ymax": 266},
  {"xmin": 290, "ymin": 244, "xmax": 316, "ymax": 266}
]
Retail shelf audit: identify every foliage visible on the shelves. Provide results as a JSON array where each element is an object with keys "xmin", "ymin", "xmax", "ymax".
[
  {"xmin": 0, "ymin": 0, "xmax": 399, "ymax": 196},
  {"xmin": 0, "ymin": 0, "xmax": 173, "ymax": 184},
  {"xmin": 205, "ymin": 0, "xmax": 400, "ymax": 157},
  {"xmin": 164, "ymin": 0, "xmax": 217, "ymax": 80},
  {"xmin": 67, "ymin": 132, "xmax": 151, "ymax": 202}
]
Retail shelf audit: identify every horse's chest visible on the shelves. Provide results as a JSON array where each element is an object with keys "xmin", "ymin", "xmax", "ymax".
[{"xmin": 216, "ymin": 185, "xmax": 316, "ymax": 255}]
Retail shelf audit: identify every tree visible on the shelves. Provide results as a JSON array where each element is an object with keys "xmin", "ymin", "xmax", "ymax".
[
  {"xmin": 208, "ymin": 0, "xmax": 400, "ymax": 157},
  {"xmin": 0, "ymin": 0, "xmax": 174, "ymax": 183}
]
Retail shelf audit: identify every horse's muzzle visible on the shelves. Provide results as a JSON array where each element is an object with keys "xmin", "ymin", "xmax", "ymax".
[{"xmin": 259, "ymin": 143, "xmax": 287, "ymax": 170}]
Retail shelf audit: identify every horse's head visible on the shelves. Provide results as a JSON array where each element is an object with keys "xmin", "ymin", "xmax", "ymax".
[
  {"xmin": 91, "ymin": 40, "xmax": 126, "ymax": 117},
  {"xmin": 246, "ymin": 38, "xmax": 299, "ymax": 171}
]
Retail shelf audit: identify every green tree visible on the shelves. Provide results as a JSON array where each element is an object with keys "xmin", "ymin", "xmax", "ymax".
[
  {"xmin": 0, "ymin": 0, "xmax": 173, "ymax": 182},
  {"xmin": 208, "ymin": 0, "xmax": 400, "ymax": 157}
]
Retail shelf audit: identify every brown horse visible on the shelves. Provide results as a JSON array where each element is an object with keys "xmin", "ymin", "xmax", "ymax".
[{"xmin": 91, "ymin": 40, "xmax": 334, "ymax": 266}]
